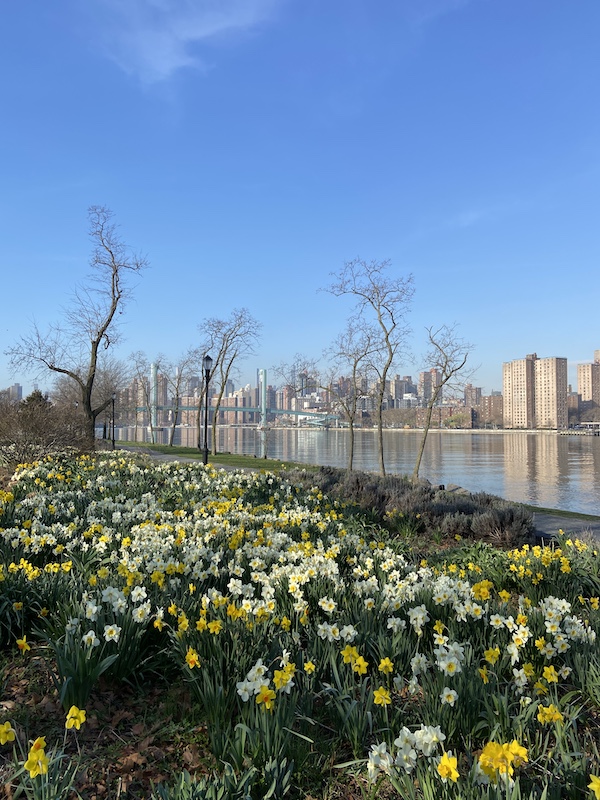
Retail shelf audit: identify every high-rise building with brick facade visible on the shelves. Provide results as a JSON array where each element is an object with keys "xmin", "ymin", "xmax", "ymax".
[
  {"xmin": 577, "ymin": 351, "xmax": 600, "ymax": 417},
  {"xmin": 503, "ymin": 353, "xmax": 567, "ymax": 429}
]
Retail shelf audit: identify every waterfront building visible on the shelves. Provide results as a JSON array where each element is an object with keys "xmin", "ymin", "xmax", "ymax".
[
  {"xmin": 503, "ymin": 353, "xmax": 567, "ymax": 429},
  {"xmin": 534, "ymin": 357, "xmax": 568, "ymax": 429},
  {"xmin": 475, "ymin": 394, "xmax": 503, "ymax": 428},
  {"xmin": 577, "ymin": 351, "xmax": 600, "ymax": 419},
  {"xmin": 415, "ymin": 405, "xmax": 474, "ymax": 428},
  {"xmin": 418, "ymin": 368, "xmax": 442, "ymax": 405},
  {"xmin": 464, "ymin": 384, "xmax": 482, "ymax": 408},
  {"xmin": 503, "ymin": 354, "xmax": 536, "ymax": 428}
]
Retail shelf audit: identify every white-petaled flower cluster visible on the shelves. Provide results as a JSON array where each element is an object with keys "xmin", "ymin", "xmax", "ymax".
[{"xmin": 367, "ymin": 725, "xmax": 447, "ymax": 782}]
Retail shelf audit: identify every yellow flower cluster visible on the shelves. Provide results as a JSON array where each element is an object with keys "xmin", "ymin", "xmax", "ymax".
[
  {"xmin": 24, "ymin": 736, "xmax": 49, "ymax": 778},
  {"xmin": 537, "ymin": 703, "xmax": 564, "ymax": 725},
  {"xmin": 479, "ymin": 740, "xmax": 528, "ymax": 783}
]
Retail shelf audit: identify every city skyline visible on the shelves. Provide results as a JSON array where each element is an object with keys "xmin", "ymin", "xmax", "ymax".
[
  {"xmin": 1, "ymin": 2, "xmax": 599, "ymax": 397},
  {"xmin": 3, "ymin": 345, "xmax": 599, "ymax": 404}
]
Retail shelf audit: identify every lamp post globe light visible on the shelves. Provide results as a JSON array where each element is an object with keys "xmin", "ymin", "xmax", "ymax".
[{"xmin": 202, "ymin": 354, "xmax": 213, "ymax": 465}]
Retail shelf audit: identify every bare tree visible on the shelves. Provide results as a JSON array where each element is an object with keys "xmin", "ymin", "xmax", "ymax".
[
  {"xmin": 413, "ymin": 324, "xmax": 474, "ymax": 481},
  {"xmin": 323, "ymin": 322, "xmax": 378, "ymax": 471},
  {"xmin": 128, "ymin": 351, "xmax": 163, "ymax": 443},
  {"xmin": 162, "ymin": 348, "xmax": 199, "ymax": 446},
  {"xmin": 52, "ymin": 355, "xmax": 130, "ymax": 444},
  {"xmin": 324, "ymin": 258, "xmax": 414, "ymax": 475},
  {"xmin": 272, "ymin": 353, "xmax": 320, "ymax": 426},
  {"xmin": 52, "ymin": 355, "xmax": 128, "ymax": 408},
  {"xmin": 6, "ymin": 207, "xmax": 147, "ymax": 448},
  {"xmin": 199, "ymin": 308, "xmax": 262, "ymax": 455}
]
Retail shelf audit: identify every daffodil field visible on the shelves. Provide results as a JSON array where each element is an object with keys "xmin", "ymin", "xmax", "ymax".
[{"xmin": 1, "ymin": 452, "xmax": 600, "ymax": 799}]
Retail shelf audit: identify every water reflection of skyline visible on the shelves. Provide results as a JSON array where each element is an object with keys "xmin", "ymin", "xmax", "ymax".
[{"xmin": 124, "ymin": 426, "xmax": 600, "ymax": 515}]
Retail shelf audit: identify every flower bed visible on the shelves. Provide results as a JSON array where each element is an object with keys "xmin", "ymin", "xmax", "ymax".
[{"xmin": 1, "ymin": 453, "xmax": 599, "ymax": 798}]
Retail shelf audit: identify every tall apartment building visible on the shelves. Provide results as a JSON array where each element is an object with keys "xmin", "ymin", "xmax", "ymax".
[
  {"xmin": 503, "ymin": 354, "xmax": 536, "ymax": 429},
  {"xmin": 464, "ymin": 383, "xmax": 482, "ymax": 408},
  {"xmin": 577, "ymin": 350, "xmax": 600, "ymax": 417},
  {"xmin": 419, "ymin": 368, "xmax": 442, "ymax": 404},
  {"xmin": 503, "ymin": 353, "xmax": 567, "ymax": 429},
  {"xmin": 534, "ymin": 357, "xmax": 568, "ymax": 429},
  {"xmin": 476, "ymin": 394, "xmax": 503, "ymax": 427}
]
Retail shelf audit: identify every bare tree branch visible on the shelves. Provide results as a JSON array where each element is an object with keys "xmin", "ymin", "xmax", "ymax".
[
  {"xmin": 324, "ymin": 258, "xmax": 414, "ymax": 475},
  {"xmin": 413, "ymin": 324, "xmax": 475, "ymax": 481},
  {"xmin": 6, "ymin": 207, "xmax": 147, "ymax": 447},
  {"xmin": 198, "ymin": 308, "xmax": 262, "ymax": 455}
]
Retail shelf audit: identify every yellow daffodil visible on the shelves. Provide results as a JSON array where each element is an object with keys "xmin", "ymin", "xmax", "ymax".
[
  {"xmin": 537, "ymin": 703, "xmax": 563, "ymax": 725},
  {"xmin": 437, "ymin": 750, "xmax": 459, "ymax": 783},
  {"xmin": 373, "ymin": 686, "xmax": 391, "ymax": 706},
  {"xmin": 185, "ymin": 647, "xmax": 200, "ymax": 669},
  {"xmin": 588, "ymin": 775, "xmax": 600, "ymax": 800},
  {"xmin": 24, "ymin": 737, "xmax": 49, "ymax": 778},
  {"xmin": 543, "ymin": 665, "xmax": 559, "ymax": 684},
  {"xmin": 352, "ymin": 655, "xmax": 368, "ymax": 675},
  {"xmin": 65, "ymin": 706, "xmax": 86, "ymax": 730},
  {"xmin": 478, "ymin": 740, "xmax": 527, "ymax": 782},
  {"xmin": 16, "ymin": 635, "xmax": 30, "ymax": 653},
  {"xmin": 256, "ymin": 685, "xmax": 276, "ymax": 711},
  {"xmin": 472, "ymin": 579, "xmax": 493, "ymax": 601},
  {"xmin": 378, "ymin": 657, "xmax": 394, "ymax": 674},
  {"xmin": 341, "ymin": 645, "xmax": 358, "ymax": 664},
  {"xmin": 0, "ymin": 721, "xmax": 16, "ymax": 745},
  {"xmin": 304, "ymin": 661, "xmax": 316, "ymax": 674}
]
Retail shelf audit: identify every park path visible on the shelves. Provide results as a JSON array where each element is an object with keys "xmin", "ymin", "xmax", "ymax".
[{"xmin": 117, "ymin": 446, "xmax": 600, "ymax": 542}]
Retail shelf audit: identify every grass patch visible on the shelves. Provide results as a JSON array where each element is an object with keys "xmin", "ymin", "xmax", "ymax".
[
  {"xmin": 518, "ymin": 503, "xmax": 600, "ymax": 522},
  {"xmin": 117, "ymin": 441, "xmax": 320, "ymax": 473}
]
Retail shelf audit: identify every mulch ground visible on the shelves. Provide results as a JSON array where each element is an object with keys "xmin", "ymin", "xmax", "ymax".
[{"xmin": 1, "ymin": 650, "xmax": 215, "ymax": 799}]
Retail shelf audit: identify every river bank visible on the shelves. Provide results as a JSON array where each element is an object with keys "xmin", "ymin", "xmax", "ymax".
[{"xmin": 118, "ymin": 444, "xmax": 600, "ymax": 543}]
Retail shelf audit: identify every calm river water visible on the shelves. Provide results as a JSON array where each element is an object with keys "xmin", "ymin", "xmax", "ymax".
[
  {"xmin": 120, "ymin": 426, "xmax": 600, "ymax": 516},
  {"xmin": 208, "ymin": 427, "xmax": 599, "ymax": 516}
]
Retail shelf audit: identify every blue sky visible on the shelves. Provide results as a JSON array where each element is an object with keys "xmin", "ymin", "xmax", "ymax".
[{"xmin": 1, "ymin": 0, "xmax": 599, "ymax": 397}]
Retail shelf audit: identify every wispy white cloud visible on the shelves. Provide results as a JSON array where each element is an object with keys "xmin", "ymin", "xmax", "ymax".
[
  {"xmin": 405, "ymin": 195, "xmax": 530, "ymax": 244},
  {"xmin": 444, "ymin": 208, "xmax": 491, "ymax": 229},
  {"xmin": 409, "ymin": 0, "xmax": 474, "ymax": 29},
  {"xmin": 90, "ymin": 0, "xmax": 282, "ymax": 83}
]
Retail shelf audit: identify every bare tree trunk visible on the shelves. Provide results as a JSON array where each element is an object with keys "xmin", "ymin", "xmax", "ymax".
[
  {"xmin": 376, "ymin": 389, "xmax": 385, "ymax": 476},
  {"xmin": 211, "ymin": 385, "xmax": 225, "ymax": 456},
  {"xmin": 169, "ymin": 397, "xmax": 179, "ymax": 446},
  {"xmin": 413, "ymin": 400, "xmax": 436, "ymax": 481},
  {"xmin": 196, "ymin": 375, "xmax": 205, "ymax": 451},
  {"xmin": 412, "ymin": 325, "xmax": 472, "ymax": 481},
  {"xmin": 347, "ymin": 418, "xmax": 355, "ymax": 472}
]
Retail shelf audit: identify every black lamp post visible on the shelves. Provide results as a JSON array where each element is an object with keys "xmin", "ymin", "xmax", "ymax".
[
  {"xmin": 111, "ymin": 393, "xmax": 116, "ymax": 451},
  {"xmin": 202, "ymin": 354, "xmax": 213, "ymax": 465}
]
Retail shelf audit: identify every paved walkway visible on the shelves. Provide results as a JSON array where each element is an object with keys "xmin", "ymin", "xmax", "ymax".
[
  {"xmin": 118, "ymin": 447, "xmax": 600, "ymax": 542},
  {"xmin": 532, "ymin": 512, "xmax": 600, "ymax": 543}
]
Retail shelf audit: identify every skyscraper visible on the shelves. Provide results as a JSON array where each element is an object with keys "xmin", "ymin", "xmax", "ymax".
[
  {"xmin": 502, "ymin": 354, "xmax": 536, "ymax": 429},
  {"xmin": 419, "ymin": 368, "xmax": 442, "ymax": 405},
  {"xmin": 503, "ymin": 353, "xmax": 567, "ymax": 429},
  {"xmin": 534, "ymin": 357, "xmax": 568, "ymax": 429},
  {"xmin": 577, "ymin": 350, "xmax": 600, "ymax": 417}
]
